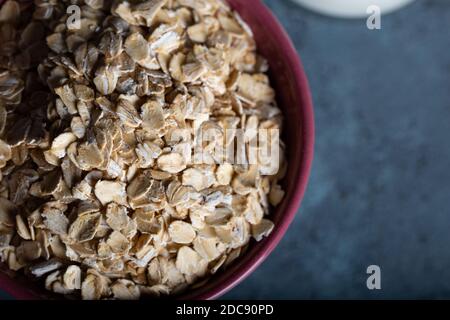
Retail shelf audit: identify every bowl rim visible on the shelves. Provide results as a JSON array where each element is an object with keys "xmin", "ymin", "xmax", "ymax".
[
  {"xmin": 0, "ymin": 0, "xmax": 315, "ymax": 300},
  {"xmin": 184, "ymin": 0, "xmax": 315, "ymax": 300}
]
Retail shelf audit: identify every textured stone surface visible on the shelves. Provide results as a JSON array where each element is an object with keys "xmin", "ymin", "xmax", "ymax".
[{"xmin": 224, "ymin": 0, "xmax": 450, "ymax": 299}]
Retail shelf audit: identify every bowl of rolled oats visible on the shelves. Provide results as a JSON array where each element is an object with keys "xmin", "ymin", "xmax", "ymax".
[{"xmin": 0, "ymin": 0, "xmax": 314, "ymax": 300}]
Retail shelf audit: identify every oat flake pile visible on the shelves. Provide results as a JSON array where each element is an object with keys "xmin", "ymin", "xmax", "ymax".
[{"xmin": 0, "ymin": 0, "xmax": 287, "ymax": 299}]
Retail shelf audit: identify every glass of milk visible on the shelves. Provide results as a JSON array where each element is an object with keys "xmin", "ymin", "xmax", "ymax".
[{"xmin": 292, "ymin": 0, "xmax": 415, "ymax": 18}]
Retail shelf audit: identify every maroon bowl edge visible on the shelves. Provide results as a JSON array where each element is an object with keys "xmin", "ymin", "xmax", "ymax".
[
  {"xmin": 184, "ymin": 0, "xmax": 315, "ymax": 300},
  {"xmin": 0, "ymin": 0, "xmax": 315, "ymax": 300}
]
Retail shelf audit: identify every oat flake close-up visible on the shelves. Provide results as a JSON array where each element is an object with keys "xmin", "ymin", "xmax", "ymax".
[{"xmin": 0, "ymin": 0, "xmax": 286, "ymax": 300}]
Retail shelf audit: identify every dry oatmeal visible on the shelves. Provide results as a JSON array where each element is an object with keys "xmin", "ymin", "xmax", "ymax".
[{"xmin": 0, "ymin": 0, "xmax": 286, "ymax": 299}]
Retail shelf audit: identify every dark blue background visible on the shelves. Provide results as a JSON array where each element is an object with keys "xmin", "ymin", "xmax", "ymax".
[{"xmin": 223, "ymin": 0, "xmax": 450, "ymax": 299}]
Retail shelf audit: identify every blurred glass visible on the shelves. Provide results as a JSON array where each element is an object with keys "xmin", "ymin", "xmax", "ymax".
[{"xmin": 291, "ymin": 0, "xmax": 416, "ymax": 18}]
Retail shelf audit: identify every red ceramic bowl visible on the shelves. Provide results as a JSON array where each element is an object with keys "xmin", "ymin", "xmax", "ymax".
[{"xmin": 0, "ymin": 0, "xmax": 314, "ymax": 300}]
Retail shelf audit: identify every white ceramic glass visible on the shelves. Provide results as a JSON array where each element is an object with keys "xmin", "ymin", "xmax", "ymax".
[{"xmin": 292, "ymin": 0, "xmax": 415, "ymax": 18}]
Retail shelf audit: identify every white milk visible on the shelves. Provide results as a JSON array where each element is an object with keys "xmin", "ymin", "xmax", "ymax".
[{"xmin": 292, "ymin": 0, "xmax": 415, "ymax": 18}]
